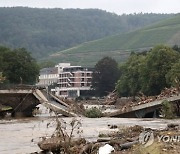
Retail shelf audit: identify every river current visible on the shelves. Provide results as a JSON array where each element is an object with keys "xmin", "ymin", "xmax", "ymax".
[{"xmin": 0, "ymin": 105, "xmax": 180, "ymax": 154}]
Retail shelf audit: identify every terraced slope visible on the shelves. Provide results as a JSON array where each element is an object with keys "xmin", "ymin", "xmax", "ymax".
[{"xmin": 48, "ymin": 14, "xmax": 180, "ymax": 66}]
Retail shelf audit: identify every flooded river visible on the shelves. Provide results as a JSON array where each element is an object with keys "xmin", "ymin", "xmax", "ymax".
[{"xmin": 0, "ymin": 114, "xmax": 180, "ymax": 154}]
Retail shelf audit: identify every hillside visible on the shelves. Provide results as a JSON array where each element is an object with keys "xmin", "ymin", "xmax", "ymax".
[
  {"xmin": 0, "ymin": 7, "xmax": 173, "ymax": 58},
  {"xmin": 48, "ymin": 14, "xmax": 180, "ymax": 66}
]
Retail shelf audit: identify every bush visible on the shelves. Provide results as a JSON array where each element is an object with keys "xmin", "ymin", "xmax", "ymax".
[
  {"xmin": 161, "ymin": 100, "xmax": 175, "ymax": 119},
  {"xmin": 85, "ymin": 107, "xmax": 102, "ymax": 118}
]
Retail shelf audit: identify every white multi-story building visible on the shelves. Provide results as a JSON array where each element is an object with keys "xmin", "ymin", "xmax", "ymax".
[
  {"xmin": 37, "ymin": 63, "xmax": 93, "ymax": 98},
  {"xmin": 54, "ymin": 63, "xmax": 93, "ymax": 98},
  {"xmin": 37, "ymin": 67, "xmax": 58, "ymax": 87}
]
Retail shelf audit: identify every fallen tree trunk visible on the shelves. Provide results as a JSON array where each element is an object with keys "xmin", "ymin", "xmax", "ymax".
[
  {"xmin": 97, "ymin": 138, "xmax": 111, "ymax": 142},
  {"xmin": 120, "ymin": 140, "xmax": 139, "ymax": 150}
]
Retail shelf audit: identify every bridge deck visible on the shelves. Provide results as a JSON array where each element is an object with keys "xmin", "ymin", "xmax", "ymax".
[{"xmin": 107, "ymin": 94, "xmax": 180, "ymax": 117}]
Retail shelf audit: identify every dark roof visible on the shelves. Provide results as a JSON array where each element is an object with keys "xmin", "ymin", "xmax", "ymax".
[
  {"xmin": 63, "ymin": 67, "xmax": 94, "ymax": 72},
  {"xmin": 40, "ymin": 67, "xmax": 58, "ymax": 75}
]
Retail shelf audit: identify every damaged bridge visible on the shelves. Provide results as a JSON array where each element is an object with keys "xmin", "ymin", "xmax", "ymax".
[
  {"xmin": 0, "ymin": 87, "xmax": 78, "ymax": 117},
  {"xmin": 106, "ymin": 94, "xmax": 180, "ymax": 118}
]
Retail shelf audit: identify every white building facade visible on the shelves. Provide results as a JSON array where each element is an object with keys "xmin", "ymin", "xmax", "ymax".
[{"xmin": 37, "ymin": 67, "xmax": 59, "ymax": 87}]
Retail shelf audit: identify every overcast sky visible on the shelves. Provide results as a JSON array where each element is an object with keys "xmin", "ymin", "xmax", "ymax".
[{"xmin": 0, "ymin": 0, "xmax": 179, "ymax": 15}]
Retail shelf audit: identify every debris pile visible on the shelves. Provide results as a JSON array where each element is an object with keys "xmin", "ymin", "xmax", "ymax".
[
  {"xmin": 36, "ymin": 122, "xmax": 180, "ymax": 154},
  {"xmin": 104, "ymin": 90, "xmax": 118, "ymax": 105},
  {"xmin": 37, "ymin": 125, "xmax": 143, "ymax": 154},
  {"xmin": 114, "ymin": 87, "xmax": 180, "ymax": 114},
  {"xmin": 45, "ymin": 87, "xmax": 180, "ymax": 118},
  {"xmin": 37, "ymin": 117, "xmax": 101, "ymax": 154},
  {"xmin": 158, "ymin": 87, "xmax": 180, "ymax": 98},
  {"xmin": 133, "ymin": 87, "xmax": 180, "ymax": 107},
  {"xmin": 52, "ymin": 95, "xmax": 86, "ymax": 116}
]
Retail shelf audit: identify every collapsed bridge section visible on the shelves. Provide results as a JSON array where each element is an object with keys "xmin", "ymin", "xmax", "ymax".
[{"xmin": 0, "ymin": 87, "xmax": 78, "ymax": 117}]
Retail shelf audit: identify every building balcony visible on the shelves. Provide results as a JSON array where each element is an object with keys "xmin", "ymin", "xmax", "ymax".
[
  {"xmin": 58, "ymin": 86, "xmax": 91, "ymax": 91},
  {"xmin": 59, "ymin": 76, "xmax": 70, "ymax": 79}
]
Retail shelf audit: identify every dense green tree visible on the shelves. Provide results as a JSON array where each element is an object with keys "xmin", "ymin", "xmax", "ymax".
[
  {"xmin": 0, "ymin": 72, "xmax": 5, "ymax": 83},
  {"xmin": 116, "ymin": 45, "xmax": 180, "ymax": 97},
  {"xmin": 140, "ymin": 45, "xmax": 179, "ymax": 95},
  {"xmin": 116, "ymin": 53, "xmax": 145, "ymax": 97},
  {"xmin": 0, "ymin": 46, "xmax": 10, "ymax": 71},
  {"xmin": 0, "ymin": 47, "xmax": 39, "ymax": 84},
  {"xmin": 92, "ymin": 57, "xmax": 120, "ymax": 96},
  {"xmin": 166, "ymin": 60, "xmax": 180, "ymax": 88}
]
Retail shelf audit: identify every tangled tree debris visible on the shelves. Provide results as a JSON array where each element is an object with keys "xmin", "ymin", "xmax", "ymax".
[
  {"xmin": 123, "ymin": 87, "xmax": 180, "ymax": 108},
  {"xmin": 104, "ymin": 89, "xmax": 118, "ymax": 105},
  {"xmin": 102, "ymin": 87, "xmax": 180, "ymax": 118}
]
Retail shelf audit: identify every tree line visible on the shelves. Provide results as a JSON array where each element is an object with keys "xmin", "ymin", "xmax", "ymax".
[
  {"xmin": 92, "ymin": 45, "xmax": 180, "ymax": 97},
  {"xmin": 1, "ymin": 44, "xmax": 179, "ymax": 98}
]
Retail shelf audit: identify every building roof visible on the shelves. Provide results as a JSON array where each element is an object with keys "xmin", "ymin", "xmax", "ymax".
[
  {"xmin": 40, "ymin": 67, "xmax": 58, "ymax": 75},
  {"xmin": 63, "ymin": 66, "xmax": 93, "ymax": 72}
]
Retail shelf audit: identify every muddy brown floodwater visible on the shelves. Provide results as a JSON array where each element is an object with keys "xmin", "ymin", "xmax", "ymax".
[{"xmin": 0, "ymin": 115, "xmax": 180, "ymax": 154}]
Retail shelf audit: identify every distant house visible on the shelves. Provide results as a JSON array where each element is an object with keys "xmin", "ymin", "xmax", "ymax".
[{"xmin": 37, "ymin": 67, "xmax": 58, "ymax": 87}]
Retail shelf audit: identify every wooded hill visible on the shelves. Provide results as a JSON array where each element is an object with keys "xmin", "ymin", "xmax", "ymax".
[
  {"xmin": 48, "ymin": 14, "xmax": 180, "ymax": 66},
  {"xmin": 0, "ymin": 7, "xmax": 173, "ymax": 59}
]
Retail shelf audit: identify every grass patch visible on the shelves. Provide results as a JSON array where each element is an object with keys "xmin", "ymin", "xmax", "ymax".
[
  {"xmin": 161, "ymin": 100, "xmax": 175, "ymax": 119},
  {"xmin": 0, "ymin": 105, "xmax": 12, "ymax": 111}
]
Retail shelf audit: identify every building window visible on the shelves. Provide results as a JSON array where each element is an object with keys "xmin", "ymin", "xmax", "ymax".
[
  {"xmin": 71, "ymin": 78, "xmax": 74, "ymax": 82},
  {"xmin": 87, "ymin": 79, "xmax": 91, "ymax": 82},
  {"xmin": 81, "ymin": 78, "xmax": 85, "ymax": 82}
]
